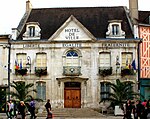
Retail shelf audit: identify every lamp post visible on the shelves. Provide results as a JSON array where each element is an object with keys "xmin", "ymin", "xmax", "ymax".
[
  {"xmin": 116, "ymin": 55, "xmax": 120, "ymax": 76},
  {"xmin": 26, "ymin": 56, "xmax": 31, "ymax": 73}
]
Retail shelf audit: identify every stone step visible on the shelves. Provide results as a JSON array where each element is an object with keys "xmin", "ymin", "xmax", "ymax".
[{"xmin": 37, "ymin": 108, "xmax": 104, "ymax": 118}]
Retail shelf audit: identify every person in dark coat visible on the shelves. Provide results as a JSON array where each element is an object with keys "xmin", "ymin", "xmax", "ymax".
[
  {"xmin": 45, "ymin": 99, "xmax": 52, "ymax": 118},
  {"xmin": 17, "ymin": 101, "xmax": 26, "ymax": 119},
  {"xmin": 134, "ymin": 100, "xmax": 144, "ymax": 119},
  {"xmin": 125, "ymin": 99, "xmax": 133, "ymax": 119}
]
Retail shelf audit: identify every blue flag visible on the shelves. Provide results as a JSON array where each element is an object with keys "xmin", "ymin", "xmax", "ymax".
[
  {"xmin": 20, "ymin": 60, "xmax": 22, "ymax": 69},
  {"xmin": 131, "ymin": 59, "xmax": 136, "ymax": 70}
]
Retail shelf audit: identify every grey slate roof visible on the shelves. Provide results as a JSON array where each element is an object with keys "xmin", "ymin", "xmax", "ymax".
[
  {"xmin": 139, "ymin": 11, "xmax": 150, "ymax": 24},
  {"xmin": 17, "ymin": 6, "xmax": 134, "ymax": 40}
]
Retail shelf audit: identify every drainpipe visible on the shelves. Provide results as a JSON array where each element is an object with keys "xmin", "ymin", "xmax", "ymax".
[
  {"xmin": 8, "ymin": 36, "xmax": 11, "ymax": 101},
  {"xmin": 137, "ymin": 39, "xmax": 142, "ymax": 91}
]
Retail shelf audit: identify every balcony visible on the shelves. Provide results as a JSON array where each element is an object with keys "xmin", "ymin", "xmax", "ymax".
[
  {"xmin": 63, "ymin": 66, "xmax": 81, "ymax": 76},
  {"xmin": 35, "ymin": 67, "xmax": 47, "ymax": 77},
  {"xmin": 121, "ymin": 67, "xmax": 135, "ymax": 76},
  {"xmin": 15, "ymin": 68, "xmax": 28, "ymax": 76},
  {"xmin": 99, "ymin": 67, "xmax": 112, "ymax": 77}
]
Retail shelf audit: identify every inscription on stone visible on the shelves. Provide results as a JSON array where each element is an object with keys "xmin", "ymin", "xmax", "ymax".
[{"xmin": 64, "ymin": 28, "xmax": 80, "ymax": 40}]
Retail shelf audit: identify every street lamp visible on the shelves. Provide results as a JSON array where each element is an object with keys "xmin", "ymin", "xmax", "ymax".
[
  {"xmin": 116, "ymin": 55, "xmax": 120, "ymax": 75},
  {"xmin": 26, "ymin": 56, "xmax": 31, "ymax": 73}
]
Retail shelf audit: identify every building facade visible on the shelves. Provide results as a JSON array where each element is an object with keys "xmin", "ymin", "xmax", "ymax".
[
  {"xmin": 138, "ymin": 11, "xmax": 150, "ymax": 100},
  {"xmin": 0, "ymin": 34, "xmax": 11, "ymax": 112},
  {"xmin": 9, "ymin": 0, "xmax": 141, "ymax": 109}
]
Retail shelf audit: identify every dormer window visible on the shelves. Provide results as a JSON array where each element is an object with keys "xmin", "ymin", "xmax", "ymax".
[
  {"xmin": 106, "ymin": 20, "xmax": 125, "ymax": 38},
  {"xmin": 23, "ymin": 22, "xmax": 41, "ymax": 40},
  {"xmin": 29, "ymin": 26, "xmax": 35, "ymax": 37},
  {"xmin": 112, "ymin": 24, "xmax": 119, "ymax": 35}
]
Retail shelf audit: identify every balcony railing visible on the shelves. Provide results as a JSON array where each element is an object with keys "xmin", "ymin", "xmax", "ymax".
[
  {"xmin": 121, "ymin": 67, "xmax": 135, "ymax": 76},
  {"xmin": 63, "ymin": 66, "xmax": 81, "ymax": 76},
  {"xmin": 99, "ymin": 67, "xmax": 112, "ymax": 77},
  {"xmin": 35, "ymin": 67, "xmax": 47, "ymax": 77},
  {"xmin": 15, "ymin": 68, "xmax": 28, "ymax": 76}
]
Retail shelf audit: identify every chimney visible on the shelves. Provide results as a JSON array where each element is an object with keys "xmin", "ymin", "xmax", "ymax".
[
  {"xmin": 129, "ymin": 0, "xmax": 138, "ymax": 24},
  {"xmin": 26, "ymin": 0, "xmax": 32, "ymax": 12}
]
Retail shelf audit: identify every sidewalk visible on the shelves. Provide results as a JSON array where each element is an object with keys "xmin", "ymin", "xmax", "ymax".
[{"xmin": 0, "ymin": 113, "xmax": 123, "ymax": 119}]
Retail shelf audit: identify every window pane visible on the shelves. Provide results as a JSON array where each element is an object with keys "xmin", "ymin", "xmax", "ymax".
[
  {"xmin": 36, "ymin": 53, "xmax": 47, "ymax": 67},
  {"xmin": 66, "ymin": 51, "xmax": 78, "ymax": 57},
  {"xmin": 122, "ymin": 53, "xmax": 133, "ymax": 67},
  {"xmin": 100, "ymin": 53, "xmax": 110, "ymax": 67},
  {"xmin": 36, "ymin": 82, "xmax": 46, "ymax": 100},
  {"xmin": 65, "ymin": 50, "xmax": 79, "ymax": 66},
  {"xmin": 100, "ymin": 82, "xmax": 110, "ymax": 100},
  {"xmin": 16, "ymin": 53, "xmax": 27, "ymax": 68}
]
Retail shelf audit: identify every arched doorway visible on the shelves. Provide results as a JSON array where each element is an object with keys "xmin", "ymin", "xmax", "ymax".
[{"xmin": 64, "ymin": 82, "xmax": 81, "ymax": 108}]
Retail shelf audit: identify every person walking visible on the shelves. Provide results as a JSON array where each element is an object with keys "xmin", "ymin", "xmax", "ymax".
[
  {"xmin": 29, "ymin": 98, "xmax": 36, "ymax": 119},
  {"xmin": 9, "ymin": 100, "xmax": 14, "ymax": 118},
  {"xmin": 6, "ymin": 101, "xmax": 11, "ymax": 119},
  {"xmin": 45, "ymin": 99, "xmax": 52, "ymax": 119},
  {"xmin": 125, "ymin": 99, "xmax": 133, "ymax": 119},
  {"xmin": 17, "ymin": 101, "xmax": 26, "ymax": 119},
  {"xmin": 134, "ymin": 100, "xmax": 144, "ymax": 119}
]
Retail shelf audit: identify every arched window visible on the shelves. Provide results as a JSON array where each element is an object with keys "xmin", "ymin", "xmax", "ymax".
[{"xmin": 66, "ymin": 50, "xmax": 79, "ymax": 66}]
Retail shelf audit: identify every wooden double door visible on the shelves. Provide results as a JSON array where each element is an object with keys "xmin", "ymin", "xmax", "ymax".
[{"xmin": 64, "ymin": 82, "xmax": 81, "ymax": 108}]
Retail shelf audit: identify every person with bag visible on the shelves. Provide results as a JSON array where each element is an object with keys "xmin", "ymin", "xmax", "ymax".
[
  {"xmin": 45, "ymin": 99, "xmax": 52, "ymax": 119},
  {"xmin": 29, "ymin": 98, "xmax": 36, "ymax": 119}
]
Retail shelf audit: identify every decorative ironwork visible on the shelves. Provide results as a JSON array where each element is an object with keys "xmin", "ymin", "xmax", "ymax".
[
  {"xmin": 15, "ymin": 68, "xmax": 28, "ymax": 76},
  {"xmin": 99, "ymin": 67, "xmax": 112, "ymax": 77},
  {"xmin": 35, "ymin": 67, "xmax": 47, "ymax": 77},
  {"xmin": 63, "ymin": 66, "xmax": 81, "ymax": 76},
  {"xmin": 121, "ymin": 67, "xmax": 135, "ymax": 76}
]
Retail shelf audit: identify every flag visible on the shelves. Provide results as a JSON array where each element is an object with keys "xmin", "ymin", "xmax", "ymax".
[
  {"xmin": 125, "ymin": 58, "xmax": 130, "ymax": 69},
  {"xmin": 14, "ymin": 60, "xmax": 19, "ymax": 70},
  {"xmin": 131, "ymin": 59, "xmax": 136, "ymax": 70},
  {"xmin": 20, "ymin": 60, "xmax": 22, "ymax": 69}
]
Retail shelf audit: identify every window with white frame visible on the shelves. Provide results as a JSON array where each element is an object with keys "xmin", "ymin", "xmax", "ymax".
[
  {"xmin": 36, "ymin": 53, "xmax": 47, "ymax": 68},
  {"xmin": 100, "ymin": 82, "xmax": 110, "ymax": 100},
  {"xmin": 23, "ymin": 22, "xmax": 41, "ymax": 40},
  {"xmin": 36, "ymin": 82, "xmax": 46, "ymax": 100},
  {"xmin": 66, "ymin": 50, "xmax": 79, "ymax": 66},
  {"xmin": 121, "ymin": 52, "xmax": 133, "ymax": 68},
  {"xmin": 29, "ymin": 26, "xmax": 35, "ymax": 37},
  {"xmin": 99, "ymin": 52, "xmax": 111, "ymax": 67},
  {"xmin": 112, "ymin": 24, "xmax": 119, "ymax": 35},
  {"xmin": 16, "ymin": 53, "xmax": 27, "ymax": 68},
  {"xmin": 106, "ymin": 20, "xmax": 125, "ymax": 38}
]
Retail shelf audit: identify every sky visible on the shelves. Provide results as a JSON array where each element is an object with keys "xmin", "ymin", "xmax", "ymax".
[{"xmin": 0, "ymin": 0, "xmax": 149, "ymax": 34}]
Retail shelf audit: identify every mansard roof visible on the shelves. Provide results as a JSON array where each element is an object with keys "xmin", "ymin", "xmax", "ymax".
[
  {"xmin": 17, "ymin": 6, "xmax": 133, "ymax": 40},
  {"xmin": 139, "ymin": 11, "xmax": 150, "ymax": 24}
]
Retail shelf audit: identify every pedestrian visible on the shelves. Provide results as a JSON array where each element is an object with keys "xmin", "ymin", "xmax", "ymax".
[
  {"xmin": 146, "ymin": 99, "xmax": 150, "ymax": 119},
  {"xmin": 142, "ymin": 100, "xmax": 147, "ymax": 107},
  {"xmin": 17, "ymin": 101, "xmax": 26, "ymax": 119},
  {"xmin": 134, "ymin": 100, "xmax": 144, "ymax": 119},
  {"xmin": 9, "ymin": 100, "xmax": 14, "ymax": 118},
  {"xmin": 13, "ymin": 100, "xmax": 17, "ymax": 118},
  {"xmin": 6, "ymin": 101, "xmax": 11, "ymax": 119},
  {"xmin": 45, "ymin": 99, "xmax": 52, "ymax": 119},
  {"xmin": 125, "ymin": 99, "xmax": 133, "ymax": 119},
  {"xmin": 29, "ymin": 98, "xmax": 36, "ymax": 119}
]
